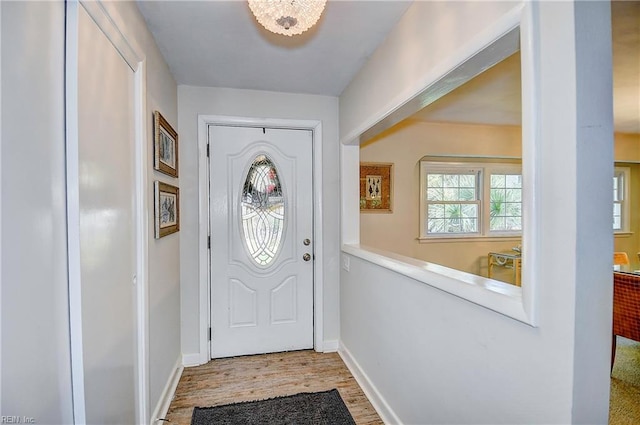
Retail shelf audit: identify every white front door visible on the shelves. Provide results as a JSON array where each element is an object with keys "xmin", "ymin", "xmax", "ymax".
[{"xmin": 209, "ymin": 125, "xmax": 314, "ymax": 358}]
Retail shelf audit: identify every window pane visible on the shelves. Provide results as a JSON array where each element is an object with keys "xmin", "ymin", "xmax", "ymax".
[
  {"xmin": 461, "ymin": 204, "xmax": 477, "ymax": 217},
  {"xmin": 505, "ymin": 188, "xmax": 521, "ymax": 202},
  {"xmin": 505, "ymin": 202, "xmax": 522, "ymax": 217},
  {"xmin": 428, "ymin": 174, "xmax": 443, "ymax": 187},
  {"xmin": 491, "ymin": 174, "xmax": 505, "ymax": 188},
  {"xmin": 427, "ymin": 187, "xmax": 443, "ymax": 201},
  {"xmin": 459, "ymin": 188, "xmax": 476, "ymax": 201},
  {"xmin": 428, "ymin": 204, "xmax": 445, "ymax": 218},
  {"xmin": 461, "ymin": 218, "xmax": 478, "ymax": 233},
  {"xmin": 490, "ymin": 216, "xmax": 505, "ymax": 230},
  {"xmin": 428, "ymin": 219, "xmax": 445, "ymax": 233},
  {"xmin": 443, "ymin": 174, "xmax": 459, "ymax": 188},
  {"xmin": 506, "ymin": 216, "xmax": 522, "ymax": 230},
  {"xmin": 241, "ymin": 155, "xmax": 285, "ymax": 266},
  {"xmin": 443, "ymin": 188, "xmax": 459, "ymax": 201},
  {"xmin": 459, "ymin": 174, "xmax": 475, "ymax": 188},
  {"xmin": 613, "ymin": 216, "xmax": 621, "ymax": 230},
  {"xmin": 505, "ymin": 175, "xmax": 522, "ymax": 188}
]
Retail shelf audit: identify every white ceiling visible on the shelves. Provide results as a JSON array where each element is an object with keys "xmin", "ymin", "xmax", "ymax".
[
  {"xmin": 138, "ymin": 0, "xmax": 638, "ymax": 133},
  {"xmin": 136, "ymin": 0, "xmax": 413, "ymax": 96}
]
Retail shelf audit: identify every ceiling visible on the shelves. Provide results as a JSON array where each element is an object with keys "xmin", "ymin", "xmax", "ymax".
[
  {"xmin": 138, "ymin": 1, "xmax": 638, "ymax": 133},
  {"xmin": 136, "ymin": 0, "xmax": 413, "ymax": 96}
]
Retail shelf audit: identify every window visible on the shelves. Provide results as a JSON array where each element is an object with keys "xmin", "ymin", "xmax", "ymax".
[
  {"xmin": 420, "ymin": 160, "xmax": 522, "ymax": 239},
  {"xmin": 489, "ymin": 173, "xmax": 522, "ymax": 232},
  {"xmin": 614, "ymin": 167, "xmax": 630, "ymax": 232},
  {"xmin": 241, "ymin": 155, "xmax": 285, "ymax": 266}
]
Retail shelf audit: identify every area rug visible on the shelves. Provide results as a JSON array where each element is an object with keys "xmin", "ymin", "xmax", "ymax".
[{"xmin": 191, "ymin": 389, "xmax": 356, "ymax": 425}]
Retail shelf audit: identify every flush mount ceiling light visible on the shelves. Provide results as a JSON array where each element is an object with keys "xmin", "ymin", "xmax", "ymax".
[{"xmin": 248, "ymin": 0, "xmax": 327, "ymax": 36}]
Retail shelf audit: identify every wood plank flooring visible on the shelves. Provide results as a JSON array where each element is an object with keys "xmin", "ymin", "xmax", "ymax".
[{"xmin": 165, "ymin": 350, "xmax": 383, "ymax": 425}]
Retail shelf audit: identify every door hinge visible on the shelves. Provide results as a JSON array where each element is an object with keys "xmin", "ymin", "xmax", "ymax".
[
  {"xmin": 206, "ymin": 143, "xmax": 210, "ymax": 157},
  {"xmin": 208, "ymin": 327, "xmax": 212, "ymax": 341},
  {"xmin": 207, "ymin": 236, "xmax": 211, "ymax": 249}
]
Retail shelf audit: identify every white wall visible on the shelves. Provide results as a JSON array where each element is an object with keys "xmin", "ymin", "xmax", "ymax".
[
  {"xmin": 178, "ymin": 86, "xmax": 340, "ymax": 358},
  {"xmin": 1, "ymin": 0, "xmax": 180, "ymax": 421},
  {"xmin": 100, "ymin": 1, "xmax": 181, "ymax": 418},
  {"xmin": 0, "ymin": 1, "xmax": 73, "ymax": 422},
  {"xmin": 340, "ymin": 1, "xmax": 612, "ymax": 423}
]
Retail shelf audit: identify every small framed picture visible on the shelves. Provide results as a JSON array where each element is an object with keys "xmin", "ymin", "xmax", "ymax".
[
  {"xmin": 154, "ymin": 111, "xmax": 179, "ymax": 177},
  {"xmin": 154, "ymin": 181, "xmax": 180, "ymax": 238},
  {"xmin": 360, "ymin": 162, "xmax": 393, "ymax": 213}
]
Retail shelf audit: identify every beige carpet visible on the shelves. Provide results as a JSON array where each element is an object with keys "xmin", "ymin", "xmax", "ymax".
[{"xmin": 610, "ymin": 337, "xmax": 640, "ymax": 424}]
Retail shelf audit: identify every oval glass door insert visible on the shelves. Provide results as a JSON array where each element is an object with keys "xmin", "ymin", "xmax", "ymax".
[{"xmin": 241, "ymin": 155, "xmax": 285, "ymax": 266}]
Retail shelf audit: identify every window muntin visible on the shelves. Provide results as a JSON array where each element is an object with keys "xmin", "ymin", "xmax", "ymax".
[{"xmin": 420, "ymin": 161, "xmax": 522, "ymax": 239}]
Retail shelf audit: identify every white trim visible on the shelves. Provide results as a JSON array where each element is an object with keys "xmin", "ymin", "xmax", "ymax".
[
  {"xmin": 198, "ymin": 115, "xmax": 325, "ymax": 360},
  {"xmin": 338, "ymin": 343, "xmax": 401, "ymax": 425},
  {"xmin": 340, "ymin": 3, "xmax": 538, "ymax": 326},
  {"xmin": 65, "ymin": 3, "xmax": 86, "ymax": 422},
  {"xmin": 66, "ymin": 1, "xmax": 149, "ymax": 422},
  {"xmin": 150, "ymin": 356, "xmax": 183, "ymax": 425},
  {"xmin": 182, "ymin": 353, "xmax": 204, "ymax": 368},
  {"xmin": 519, "ymin": 1, "xmax": 540, "ymax": 325},
  {"xmin": 0, "ymin": 0, "xmax": 4, "ymax": 413},
  {"xmin": 322, "ymin": 340, "xmax": 339, "ymax": 353},
  {"xmin": 134, "ymin": 61, "xmax": 150, "ymax": 425}
]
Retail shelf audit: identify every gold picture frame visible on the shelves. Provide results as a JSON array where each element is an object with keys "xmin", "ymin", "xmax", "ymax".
[
  {"xmin": 360, "ymin": 162, "xmax": 393, "ymax": 213},
  {"xmin": 154, "ymin": 181, "xmax": 180, "ymax": 238},
  {"xmin": 154, "ymin": 111, "xmax": 179, "ymax": 177}
]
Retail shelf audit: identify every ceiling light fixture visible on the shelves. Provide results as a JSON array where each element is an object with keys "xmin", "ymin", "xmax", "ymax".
[{"xmin": 248, "ymin": 0, "xmax": 327, "ymax": 37}]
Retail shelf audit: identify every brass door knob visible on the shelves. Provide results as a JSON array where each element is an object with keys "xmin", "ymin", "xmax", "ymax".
[{"xmin": 303, "ymin": 253, "xmax": 311, "ymax": 261}]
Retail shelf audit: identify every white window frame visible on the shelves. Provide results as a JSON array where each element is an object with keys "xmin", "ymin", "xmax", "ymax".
[
  {"xmin": 614, "ymin": 166, "xmax": 630, "ymax": 233},
  {"xmin": 419, "ymin": 160, "xmax": 522, "ymax": 240}
]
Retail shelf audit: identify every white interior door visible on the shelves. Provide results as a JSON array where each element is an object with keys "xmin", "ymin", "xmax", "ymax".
[
  {"xmin": 209, "ymin": 125, "xmax": 314, "ymax": 358},
  {"xmin": 70, "ymin": 4, "xmax": 137, "ymax": 423}
]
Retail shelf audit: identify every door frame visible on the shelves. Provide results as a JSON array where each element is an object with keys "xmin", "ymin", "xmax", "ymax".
[{"xmin": 197, "ymin": 115, "xmax": 324, "ymax": 364}]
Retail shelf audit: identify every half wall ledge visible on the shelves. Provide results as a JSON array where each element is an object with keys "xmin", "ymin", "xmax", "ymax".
[{"xmin": 341, "ymin": 244, "xmax": 533, "ymax": 325}]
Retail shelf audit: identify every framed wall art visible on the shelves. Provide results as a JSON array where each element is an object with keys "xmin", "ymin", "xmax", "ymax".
[
  {"xmin": 360, "ymin": 162, "xmax": 393, "ymax": 213},
  {"xmin": 154, "ymin": 111, "xmax": 179, "ymax": 177},
  {"xmin": 154, "ymin": 181, "xmax": 180, "ymax": 238}
]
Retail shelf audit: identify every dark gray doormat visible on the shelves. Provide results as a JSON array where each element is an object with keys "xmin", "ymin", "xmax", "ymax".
[{"xmin": 191, "ymin": 389, "xmax": 356, "ymax": 425}]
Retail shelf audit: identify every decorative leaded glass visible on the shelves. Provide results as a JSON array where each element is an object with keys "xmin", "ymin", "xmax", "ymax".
[{"xmin": 241, "ymin": 155, "xmax": 285, "ymax": 266}]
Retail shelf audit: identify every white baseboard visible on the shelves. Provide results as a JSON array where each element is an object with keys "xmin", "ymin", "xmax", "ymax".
[
  {"xmin": 322, "ymin": 339, "xmax": 339, "ymax": 353},
  {"xmin": 150, "ymin": 356, "xmax": 183, "ymax": 425},
  {"xmin": 338, "ymin": 342, "xmax": 401, "ymax": 425},
  {"xmin": 182, "ymin": 352, "xmax": 204, "ymax": 367}
]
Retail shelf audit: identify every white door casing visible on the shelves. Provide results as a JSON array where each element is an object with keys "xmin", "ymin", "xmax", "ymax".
[{"xmin": 209, "ymin": 126, "xmax": 314, "ymax": 358}]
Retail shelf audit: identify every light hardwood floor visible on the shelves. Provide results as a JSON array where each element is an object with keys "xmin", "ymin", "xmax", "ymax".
[{"xmin": 165, "ymin": 350, "xmax": 383, "ymax": 425}]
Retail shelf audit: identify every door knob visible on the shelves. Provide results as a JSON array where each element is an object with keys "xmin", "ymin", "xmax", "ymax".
[
  {"xmin": 303, "ymin": 238, "xmax": 311, "ymax": 246},
  {"xmin": 303, "ymin": 253, "xmax": 311, "ymax": 261}
]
